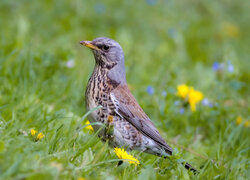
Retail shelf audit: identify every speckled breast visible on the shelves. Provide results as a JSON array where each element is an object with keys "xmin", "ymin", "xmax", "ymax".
[{"xmin": 85, "ymin": 66, "xmax": 116, "ymax": 135}]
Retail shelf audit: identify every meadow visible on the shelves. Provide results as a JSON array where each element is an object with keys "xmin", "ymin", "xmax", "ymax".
[{"xmin": 0, "ymin": 0, "xmax": 249, "ymax": 179}]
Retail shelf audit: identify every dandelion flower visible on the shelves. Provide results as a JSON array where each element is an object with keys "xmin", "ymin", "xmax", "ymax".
[
  {"xmin": 77, "ymin": 177, "xmax": 85, "ymax": 180},
  {"xmin": 30, "ymin": 129, "xmax": 37, "ymax": 136},
  {"xmin": 244, "ymin": 121, "xmax": 249, "ymax": 128},
  {"xmin": 236, "ymin": 116, "xmax": 243, "ymax": 125},
  {"xmin": 85, "ymin": 120, "xmax": 94, "ymax": 131},
  {"xmin": 188, "ymin": 87, "xmax": 203, "ymax": 111},
  {"xmin": 177, "ymin": 84, "xmax": 189, "ymax": 99},
  {"xmin": 114, "ymin": 147, "xmax": 139, "ymax": 166},
  {"xmin": 223, "ymin": 22, "xmax": 239, "ymax": 38},
  {"xmin": 36, "ymin": 132, "xmax": 45, "ymax": 140},
  {"xmin": 176, "ymin": 85, "xmax": 204, "ymax": 111},
  {"xmin": 236, "ymin": 116, "xmax": 249, "ymax": 128}
]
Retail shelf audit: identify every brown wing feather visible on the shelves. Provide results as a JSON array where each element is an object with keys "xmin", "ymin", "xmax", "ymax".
[{"xmin": 111, "ymin": 84, "xmax": 173, "ymax": 154}]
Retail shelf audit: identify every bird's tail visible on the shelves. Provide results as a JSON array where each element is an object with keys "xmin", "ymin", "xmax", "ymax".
[
  {"xmin": 164, "ymin": 147, "xmax": 198, "ymax": 174},
  {"xmin": 153, "ymin": 145, "xmax": 198, "ymax": 173},
  {"xmin": 183, "ymin": 161, "xmax": 198, "ymax": 174},
  {"xmin": 163, "ymin": 149, "xmax": 198, "ymax": 174}
]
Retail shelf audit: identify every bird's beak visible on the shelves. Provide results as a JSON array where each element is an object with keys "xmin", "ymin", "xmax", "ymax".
[{"xmin": 79, "ymin": 41, "xmax": 99, "ymax": 51}]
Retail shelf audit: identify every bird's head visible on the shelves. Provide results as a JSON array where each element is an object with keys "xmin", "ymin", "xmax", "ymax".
[
  {"xmin": 80, "ymin": 37, "xmax": 126, "ymax": 84},
  {"xmin": 80, "ymin": 37, "xmax": 124, "ymax": 67}
]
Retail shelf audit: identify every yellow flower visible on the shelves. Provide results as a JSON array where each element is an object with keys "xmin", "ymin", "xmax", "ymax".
[
  {"xmin": 36, "ymin": 132, "xmax": 45, "ymax": 140},
  {"xmin": 244, "ymin": 121, "xmax": 250, "ymax": 128},
  {"xmin": 77, "ymin": 178, "xmax": 85, "ymax": 180},
  {"xmin": 177, "ymin": 84, "xmax": 189, "ymax": 99},
  {"xmin": 85, "ymin": 120, "xmax": 94, "ymax": 131},
  {"xmin": 188, "ymin": 87, "xmax": 203, "ymax": 112},
  {"xmin": 236, "ymin": 116, "xmax": 243, "ymax": 125},
  {"xmin": 177, "ymin": 84, "xmax": 204, "ymax": 111},
  {"xmin": 30, "ymin": 129, "xmax": 37, "ymax": 136},
  {"xmin": 114, "ymin": 147, "xmax": 139, "ymax": 166},
  {"xmin": 223, "ymin": 22, "xmax": 239, "ymax": 38}
]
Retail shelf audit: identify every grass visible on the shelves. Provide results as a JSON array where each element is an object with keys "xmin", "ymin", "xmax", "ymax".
[{"xmin": 0, "ymin": 0, "xmax": 249, "ymax": 179}]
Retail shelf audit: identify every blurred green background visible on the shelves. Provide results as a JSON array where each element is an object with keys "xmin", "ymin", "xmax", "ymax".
[{"xmin": 0, "ymin": 0, "xmax": 249, "ymax": 179}]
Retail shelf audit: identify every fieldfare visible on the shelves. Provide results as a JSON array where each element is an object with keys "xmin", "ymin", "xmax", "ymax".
[{"xmin": 80, "ymin": 37, "xmax": 197, "ymax": 172}]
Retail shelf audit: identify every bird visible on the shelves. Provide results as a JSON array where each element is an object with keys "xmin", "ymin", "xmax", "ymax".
[{"xmin": 80, "ymin": 37, "xmax": 197, "ymax": 173}]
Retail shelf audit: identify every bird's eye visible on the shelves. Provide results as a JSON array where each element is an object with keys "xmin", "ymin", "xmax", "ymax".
[{"xmin": 102, "ymin": 45, "xmax": 110, "ymax": 51}]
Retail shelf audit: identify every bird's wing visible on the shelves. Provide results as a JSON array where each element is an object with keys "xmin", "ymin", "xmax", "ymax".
[{"xmin": 110, "ymin": 84, "xmax": 173, "ymax": 154}]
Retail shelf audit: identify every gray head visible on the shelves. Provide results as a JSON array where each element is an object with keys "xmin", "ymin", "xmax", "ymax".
[{"xmin": 80, "ymin": 37, "xmax": 126, "ymax": 84}]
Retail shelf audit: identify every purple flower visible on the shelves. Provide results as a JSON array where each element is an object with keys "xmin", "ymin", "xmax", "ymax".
[
  {"xmin": 179, "ymin": 108, "xmax": 184, "ymax": 114},
  {"xmin": 147, "ymin": 86, "xmax": 154, "ymax": 95}
]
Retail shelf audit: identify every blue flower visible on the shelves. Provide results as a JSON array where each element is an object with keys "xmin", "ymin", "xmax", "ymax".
[
  {"xmin": 212, "ymin": 62, "xmax": 219, "ymax": 71},
  {"xmin": 161, "ymin": 90, "xmax": 167, "ymax": 97},
  {"xmin": 174, "ymin": 100, "xmax": 180, "ymax": 106},
  {"xmin": 202, "ymin": 98, "xmax": 209, "ymax": 106},
  {"xmin": 145, "ymin": 0, "xmax": 157, "ymax": 5},
  {"xmin": 167, "ymin": 28, "xmax": 177, "ymax": 39},
  {"xmin": 94, "ymin": 3, "xmax": 106, "ymax": 14},
  {"xmin": 179, "ymin": 108, "xmax": 184, "ymax": 114},
  {"xmin": 202, "ymin": 98, "xmax": 213, "ymax": 107},
  {"xmin": 212, "ymin": 61, "xmax": 224, "ymax": 71},
  {"xmin": 146, "ymin": 86, "xmax": 154, "ymax": 95},
  {"xmin": 227, "ymin": 61, "xmax": 234, "ymax": 73},
  {"xmin": 209, "ymin": 103, "xmax": 214, "ymax": 108}
]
